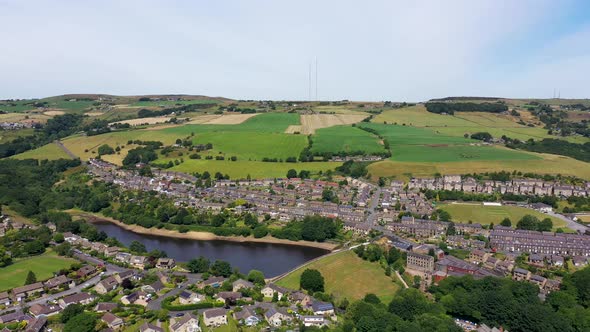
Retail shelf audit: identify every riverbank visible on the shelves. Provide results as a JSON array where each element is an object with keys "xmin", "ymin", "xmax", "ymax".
[{"xmin": 71, "ymin": 211, "xmax": 339, "ymax": 251}]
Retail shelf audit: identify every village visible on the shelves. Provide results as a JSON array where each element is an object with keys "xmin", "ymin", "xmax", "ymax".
[{"xmin": 0, "ymin": 159, "xmax": 588, "ymax": 331}]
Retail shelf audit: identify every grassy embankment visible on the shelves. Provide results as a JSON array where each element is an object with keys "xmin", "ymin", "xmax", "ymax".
[{"xmin": 276, "ymin": 250, "xmax": 400, "ymax": 303}]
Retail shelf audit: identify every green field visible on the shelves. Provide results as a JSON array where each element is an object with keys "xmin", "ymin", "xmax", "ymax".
[
  {"xmin": 368, "ymin": 152, "xmax": 590, "ymax": 181},
  {"xmin": 359, "ymin": 123, "xmax": 474, "ymax": 145},
  {"xmin": 276, "ymin": 250, "xmax": 400, "ymax": 303},
  {"xmin": 163, "ymin": 112, "xmax": 301, "ymax": 134},
  {"xmin": 165, "ymin": 160, "xmax": 341, "ymax": 179},
  {"xmin": 0, "ymin": 250, "xmax": 77, "ymax": 291},
  {"xmin": 310, "ymin": 125, "xmax": 387, "ymax": 155},
  {"xmin": 372, "ymin": 105, "xmax": 588, "ymax": 143},
  {"xmin": 189, "ymin": 131, "xmax": 307, "ymax": 160},
  {"xmin": 390, "ymin": 144, "xmax": 540, "ymax": 162},
  {"xmin": 12, "ymin": 142, "xmax": 72, "ymax": 160},
  {"xmin": 437, "ymin": 203, "xmax": 567, "ymax": 230},
  {"xmin": 0, "ymin": 128, "xmax": 35, "ymax": 142},
  {"xmin": 131, "ymin": 99, "xmax": 220, "ymax": 107},
  {"xmin": 357, "ymin": 123, "xmax": 539, "ymax": 163}
]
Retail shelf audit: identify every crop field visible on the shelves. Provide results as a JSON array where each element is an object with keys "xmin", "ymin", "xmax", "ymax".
[
  {"xmin": 368, "ymin": 153, "xmax": 590, "ymax": 181},
  {"xmin": 312, "ymin": 105, "xmax": 369, "ymax": 114},
  {"xmin": 163, "ymin": 112, "xmax": 300, "ymax": 136},
  {"xmin": 0, "ymin": 112, "xmax": 50, "ymax": 123},
  {"xmin": 190, "ymin": 131, "xmax": 307, "ymax": 160},
  {"xmin": 0, "ymin": 251, "xmax": 76, "ymax": 291},
  {"xmin": 165, "ymin": 160, "xmax": 341, "ymax": 179},
  {"xmin": 437, "ymin": 203, "xmax": 567, "ymax": 230},
  {"xmin": 310, "ymin": 125, "xmax": 387, "ymax": 155},
  {"xmin": 43, "ymin": 110, "xmax": 65, "ymax": 116},
  {"xmin": 196, "ymin": 113, "xmax": 259, "ymax": 125},
  {"xmin": 285, "ymin": 114, "xmax": 367, "ymax": 134},
  {"xmin": 12, "ymin": 142, "xmax": 72, "ymax": 160},
  {"xmin": 276, "ymin": 250, "xmax": 400, "ymax": 303}
]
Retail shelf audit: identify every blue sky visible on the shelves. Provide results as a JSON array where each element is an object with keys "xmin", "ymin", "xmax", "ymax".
[{"xmin": 1, "ymin": 0, "xmax": 589, "ymax": 101}]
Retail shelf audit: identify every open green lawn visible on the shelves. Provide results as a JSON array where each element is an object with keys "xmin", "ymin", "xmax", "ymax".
[
  {"xmin": 0, "ymin": 250, "xmax": 77, "ymax": 291},
  {"xmin": 310, "ymin": 125, "xmax": 387, "ymax": 155},
  {"xmin": 276, "ymin": 250, "xmax": 400, "ymax": 303},
  {"xmin": 12, "ymin": 142, "xmax": 72, "ymax": 160},
  {"xmin": 437, "ymin": 203, "xmax": 567, "ymax": 230},
  {"xmin": 165, "ymin": 160, "xmax": 341, "ymax": 179}
]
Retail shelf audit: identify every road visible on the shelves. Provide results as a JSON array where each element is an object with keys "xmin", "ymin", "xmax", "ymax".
[
  {"xmin": 546, "ymin": 211, "xmax": 588, "ymax": 233},
  {"xmin": 148, "ymin": 273, "xmax": 202, "ymax": 311},
  {"xmin": 366, "ymin": 186, "xmax": 382, "ymax": 227}
]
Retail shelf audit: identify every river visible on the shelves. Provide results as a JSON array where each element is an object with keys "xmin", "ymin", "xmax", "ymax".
[{"xmin": 93, "ymin": 221, "xmax": 329, "ymax": 277}]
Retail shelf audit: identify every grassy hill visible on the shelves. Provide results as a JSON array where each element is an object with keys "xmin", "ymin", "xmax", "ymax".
[
  {"xmin": 310, "ymin": 125, "xmax": 387, "ymax": 155},
  {"xmin": 275, "ymin": 250, "xmax": 401, "ymax": 303}
]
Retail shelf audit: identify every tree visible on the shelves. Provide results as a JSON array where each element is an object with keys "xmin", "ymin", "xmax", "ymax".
[
  {"xmin": 0, "ymin": 247, "xmax": 12, "ymax": 267},
  {"xmin": 25, "ymin": 270, "xmax": 37, "ymax": 285},
  {"xmin": 538, "ymin": 218, "xmax": 553, "ymax": 232},
  {"xmin": 363, "ymin": 293, "xmax": 381, "ymax": 304},
  {"xmin": 97, "ymin": 144, "xmax": 115, "ymax": 155},
  {"xmin": 500, "ymin": 217, "xmax": 512, "ymax": 227},
  {"xmin": 63, "ymin": 312, "xmax": 96, "ymax": 332},
  {"xmin": 446, "ymin": 222, "xmax": 456, "ymax": 236},
  {"xmin": 55, "ymin": 242, "xmax": 72, "ymax": 256},
  {"xmin": 129, "ymin": 240, "xmax": 146, "ymax": 254},
  {"xmin": 121, "ymin": 278, "xmax": 134, "ymax": 289},
  {"xmin": 300, "ymin": 269, "xmax": 324, "ymax": 293},
  {"xmin": 387, "ymin": 247, "xmax": 401, "ymax": 264},
  {"xmin": 210, "ymin": 260, "xmax": 232, "ymax": 277},
  {"xmin": 187, "ymin": 256, "xmax": 210, "ymax": 273},
  {"xmin": 53, "ymin": 232, "xmax": 65, "ymax": 243},
  {"xmin": 61, "ymin": 304, "xmax": 84, "ymax": 323},
  {"xmin": 516, "ymin": 215, "xmax": 540, "ymax": 231},
  {"xmin": 286, "ymin": 169, "xmax": 297, "ymax": 179},
  {"xmin": 247, "ymin": 270, "xmax": 265, "ymax": 286},
  {"xmin": 437, "ymin": 209, "xmax": 452, "ymax": 222}
]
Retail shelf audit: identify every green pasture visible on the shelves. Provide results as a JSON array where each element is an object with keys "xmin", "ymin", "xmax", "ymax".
[
  {"xmin": 163, "ymin": 112, "xmax": 301, "ymax": 135},
  {"xmin": 310, "ymin": 125, "xmax": 387, "ymax": 155},
  {"xmin": 390, "ymin": 144, "xmax": 540, "ymax": 163},
  {"xmin": 359, "ymin": 123, "xmax": 474, "ymax": 145},
  {"xmin": 11, "ymin": 142, "xmax": 72, "ymax": 160}
]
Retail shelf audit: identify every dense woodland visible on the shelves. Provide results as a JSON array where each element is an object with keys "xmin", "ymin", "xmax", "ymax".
[{"xmin": 505, "ymin": 137, "xmax": 590, "ymax": 162}]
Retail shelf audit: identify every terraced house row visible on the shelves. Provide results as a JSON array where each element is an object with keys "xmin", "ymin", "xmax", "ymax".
[
  {"xmin": 408, "ymin": 175, "xmax": 590, "ymax": 197},
  {"xmin": 490, "ymin": 226, "xmax": 590, "ymax": 256}
]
